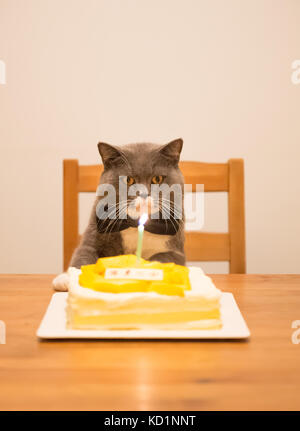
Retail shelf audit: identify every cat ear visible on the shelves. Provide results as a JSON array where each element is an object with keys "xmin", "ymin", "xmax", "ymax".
[
  {"xmin": 159, "ymin": 138, "xmax": 183, "ymax": 164},
  {"xmin": 97, "ymin": 142, "xmax": 122, "ymax": 167}
]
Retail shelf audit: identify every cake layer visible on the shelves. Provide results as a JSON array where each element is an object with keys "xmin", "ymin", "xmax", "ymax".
[
  {"xmin": 68, "ymin": 314, "xmax": 221, "ymax": 330},
  {"xmin": 66, "ymin": 266, "xmax": 222, "ymax": 330},
  {"xmin": 68, "ymin": 314, "xmax": 222, "ymax": 330}
]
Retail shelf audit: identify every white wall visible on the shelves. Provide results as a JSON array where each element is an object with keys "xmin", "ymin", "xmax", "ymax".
[{"xmin": 0, "ymin": 0, "xmax": 299, "ymax": 274}]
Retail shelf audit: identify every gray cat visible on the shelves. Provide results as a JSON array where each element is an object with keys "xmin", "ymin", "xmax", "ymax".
[{"xmin": 53, "ymin": 138, "xmax": 185, "ymax": 291}]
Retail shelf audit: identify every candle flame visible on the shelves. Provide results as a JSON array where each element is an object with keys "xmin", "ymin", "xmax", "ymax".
[{"xmin": 139, "ymin": 212, "xmax": 148, "ymax": 227}]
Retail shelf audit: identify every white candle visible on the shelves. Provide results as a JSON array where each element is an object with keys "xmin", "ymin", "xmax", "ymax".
[{"xmin": 136, "ymin": 213, "xmax": 148, "ymax": 264}]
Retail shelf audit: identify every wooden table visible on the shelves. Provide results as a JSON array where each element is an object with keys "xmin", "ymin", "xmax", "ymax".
[{"xmin": 0, "ymin": 274, "xmax": 299, "ymax": 411}]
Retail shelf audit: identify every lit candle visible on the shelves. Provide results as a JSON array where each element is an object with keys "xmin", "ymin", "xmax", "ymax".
[{"xmin": 136, "ymin": 213, "xmax": 148, "ymax": 264}]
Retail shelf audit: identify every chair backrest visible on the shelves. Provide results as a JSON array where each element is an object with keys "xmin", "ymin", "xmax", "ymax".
[{"xmin": 63, "ymin": 159, "xmax": 246, "ymax": 273}]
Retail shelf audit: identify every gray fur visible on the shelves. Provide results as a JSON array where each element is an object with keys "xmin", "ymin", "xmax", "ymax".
[{"xmin": 70, "ymin": 138, "xmax": 186, "ymax": 268}]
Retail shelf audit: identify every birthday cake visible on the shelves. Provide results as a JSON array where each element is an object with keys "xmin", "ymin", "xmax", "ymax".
[{"xmin": 66, "ymin": 255, "xmax": 222, "ymax": 330}]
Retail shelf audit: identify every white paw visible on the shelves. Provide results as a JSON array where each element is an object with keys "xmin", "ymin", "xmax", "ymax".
[{"xmin": 52, "ymin": 272, "xmax": 70, "ymax": 291}]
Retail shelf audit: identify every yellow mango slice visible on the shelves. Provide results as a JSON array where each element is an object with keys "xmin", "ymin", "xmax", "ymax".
[
  {"xmin": 148, "ymin": 281, "xmax": 185, "ymax": 297},
  {"xmin": 79, "ymin": 254, "xmax": 190, "ymax": 296},
  {"xmin": 79, "ymin": 274, "xmax": 150, "ymax": 293}
]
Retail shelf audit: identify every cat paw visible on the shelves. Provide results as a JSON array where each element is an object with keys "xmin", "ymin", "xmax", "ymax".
[{"xmin": 52, "ymin": 272, "xmax": 70, "ymax": 291}]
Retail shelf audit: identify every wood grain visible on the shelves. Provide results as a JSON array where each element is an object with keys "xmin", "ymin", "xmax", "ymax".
[
  {"xmin": 228, "ymin": 159, "xmax": 246, "ymax": 273},
  {"xmin": 0, "ymin": 274, "xmax": 300, "ymax": 411},
  {"xmin": 79, "ymin": 164, "xmax": 103, "ymax": 192},
  {"xmin": 63, "ymin": 160, "xmax": 79, "ymax": 270},
  {"xmin": 180, "ymin": 161, "xmax": 228, "ymax": 192}
]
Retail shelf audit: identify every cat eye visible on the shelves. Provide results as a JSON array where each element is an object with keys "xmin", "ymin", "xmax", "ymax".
[
  {"xmin": 151, "ymin": 175, "xmax": 164, "ymax": 185},
  {"xmin": 124, "ymin": 176, "xmax": 135, "ymax": 186}
]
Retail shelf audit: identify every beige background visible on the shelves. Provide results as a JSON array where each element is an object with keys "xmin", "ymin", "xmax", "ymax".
[{"xmin": 0, "ymin": 0, "xmax": 299, "ymax": 274}]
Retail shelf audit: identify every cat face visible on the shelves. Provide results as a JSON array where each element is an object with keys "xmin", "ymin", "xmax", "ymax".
[{"xmin": 97, "ymin": 139, "xmax": 184, "ymax": 228}]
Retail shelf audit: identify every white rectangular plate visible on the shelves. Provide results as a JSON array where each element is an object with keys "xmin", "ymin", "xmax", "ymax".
[{"xmin": 36, "ymin": 292, "xmax": 250, "ymax": 340}]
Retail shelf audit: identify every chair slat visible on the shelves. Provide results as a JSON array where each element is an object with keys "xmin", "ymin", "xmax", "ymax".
[
  {"xmin": 63, "ymin": 160, "xmax": 79, "ymax": 269},
  {"xmin": 228, "ymin": 159, "xmax": 246, "ymax": 273},
  {"xmin": 78, "ymin": 162, "xmax": 228, "ymax": 192},
  {"xmin": 79, "ymin": 165, "xmax": 103, "ymax": 192},
  {"xmin": 185, "ymin": 232, "xmax": 230, "ymax": 261},
  {"xmin": 180, "ymin": 161, "xmax": 228, "ymax": 191}
]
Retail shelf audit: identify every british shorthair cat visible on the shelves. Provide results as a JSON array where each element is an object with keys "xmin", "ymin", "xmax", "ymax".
[{"xmin": 53, "ymin": 138, "xmax": 185, "ymax": 291}]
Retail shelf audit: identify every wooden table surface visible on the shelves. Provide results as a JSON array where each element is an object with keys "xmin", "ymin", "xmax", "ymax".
[{"xmin": 0, "ymin": 274, "xmax": 299, "ymax": 411}]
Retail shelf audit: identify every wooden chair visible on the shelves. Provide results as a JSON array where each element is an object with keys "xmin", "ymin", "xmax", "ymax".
[{"xmin": 63, "ymin": 159, "xmax": 246, "ymax": 273}]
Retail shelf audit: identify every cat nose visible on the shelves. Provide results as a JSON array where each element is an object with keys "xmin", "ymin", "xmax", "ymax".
[{"xmin": 135, "ymin": 195, "xmax": 151, "ymax": 213}]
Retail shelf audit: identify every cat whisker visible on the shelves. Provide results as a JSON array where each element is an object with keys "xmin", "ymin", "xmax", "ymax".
[
  {"xmin": 106, "ymin": 205, "xmax": 129, "ymax": 235},
  {"xmin": 159, "ymin": 197, "xmax": 183, "ymax": 218},
  {"xmin": 104, "ymin": 207, "xmax": 126, "ymax": 233},
  {"xmin": 97, "ymin": 199, "xmax": 131, "ymax": 227},
  {"xmin": 103, "ymin": 201, "xmax": 131, "ymax": 235},
  {"xmin": 159, "ymin": 200, "xmax": 182, "ymax": 221},
  {"xmin": 160, "ymin": 205, "xmax": 177, "ymax": 233}
]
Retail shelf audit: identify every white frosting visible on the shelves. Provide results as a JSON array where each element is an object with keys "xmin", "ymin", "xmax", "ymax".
[{"xmin": 67, "ymin": 266, "xmax": 221, "ymax": 304}]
